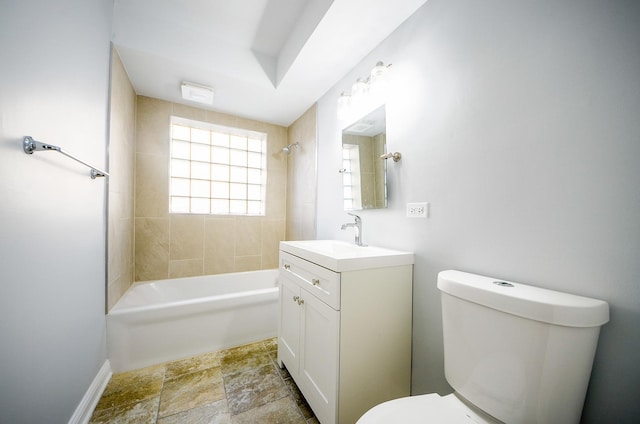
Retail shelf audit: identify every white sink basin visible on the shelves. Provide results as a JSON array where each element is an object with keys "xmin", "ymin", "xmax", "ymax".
[{"xmin": 280, "ymin": 240, "xmax": 414, "ymax": 272}]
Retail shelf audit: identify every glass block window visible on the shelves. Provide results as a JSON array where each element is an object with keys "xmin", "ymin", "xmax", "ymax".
[
  {"xmin": 342, "ymin": 144, "xmax": 362, "ymax": 210},
  {"xmin": 170, "ymin": 117, "xmax": 267, "ymax": 215}
]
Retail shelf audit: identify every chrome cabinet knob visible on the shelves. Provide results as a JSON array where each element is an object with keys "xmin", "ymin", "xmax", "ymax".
[{"xmin": 284, "ymin": 264, "xmax": 290, "ymax": 270}]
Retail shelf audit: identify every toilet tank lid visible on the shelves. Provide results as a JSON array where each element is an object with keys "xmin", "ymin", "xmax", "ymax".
[{"xmin": 437, "ymin": 270, "xmax": 609, "ymax": 327}]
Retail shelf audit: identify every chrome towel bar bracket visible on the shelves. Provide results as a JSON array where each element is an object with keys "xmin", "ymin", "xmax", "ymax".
[
  {"xmin": 379, "ymin": 151, "xmax": 402, "ymax": 162},
  {"xmin": 23, "ymin": 136, "xmax": 109, "ymax": 179}
]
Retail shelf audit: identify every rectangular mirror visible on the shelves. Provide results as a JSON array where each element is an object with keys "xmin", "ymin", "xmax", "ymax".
[{"xmin": 341, "ymin": 105, "xmax": 387, "ymax": 210}]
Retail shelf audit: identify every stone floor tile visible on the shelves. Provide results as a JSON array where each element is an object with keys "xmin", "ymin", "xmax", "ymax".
[
  {"xmin": 271, "ymin": 356, "xmax": 292, "ymax": 380},
  {"xmin": 283, "ymin": 377, "xmax": 314, "ymax": 420},
  {"xmin": 220, "ymin": 347, "xmax": 272, "ymax": 377},
  {"xmin": 95, "ymin": 367, "xmax": 164, "ymax": 411},
  {"xmin": 158, "ymin": 367, "xmax": 226, "ymax": 418},
  {"xmin": 157, "ymin": 399, "xmax": 231, "ymax": 424},
  {"xmin": 262, "ymin": 337, "xmax": 278, "ymax": 353},
  {"xmin": 223, "ymin": 362, "xmax": 278, "ymax": 393},
  {"xmin": 225, "ymin": 364, "xmax": 289, "ymax": 415},
  {"xmin": 165, "ymin": 351, "xmax": 221, "ymax": 380},
  {"xmin": 220, "ymin": 341, "xmax": 267, "ymax": 367},
  {"xmin": 221, "ymin": 341, "xmax": 265, "ymax": 358},
  {"xmin": 92, "ymin": 339, "xmax": 317, "ymax": 423},
  {"xmin": 89, "ymin": 396, "xmax": 159, "ymax": 424},
  {"xmin": 108, "ymin": 364, "xmax": 165, "ymax": 388},
  {"xmin": 230, "ymin": 397, "xmax": 306, "ymax": 424}
]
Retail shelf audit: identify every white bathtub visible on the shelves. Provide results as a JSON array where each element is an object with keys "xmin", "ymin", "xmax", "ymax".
[{"xmin": 107, "ymin": 269, "xmax": 279, "ymax": 373}]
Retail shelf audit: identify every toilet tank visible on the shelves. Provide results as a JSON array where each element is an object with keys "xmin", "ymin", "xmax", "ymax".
[{"xmin": 437, "ymin": 270, "xmax": 609, "ymax": 424}]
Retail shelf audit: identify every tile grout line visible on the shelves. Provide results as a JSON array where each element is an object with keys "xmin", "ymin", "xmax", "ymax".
[
  {"xmin": 92, "ymin": 339, "xmax": 314, "ymax": 423},
  {"xmin": 152, "ymin": 365, "xmax": 167, "ymax": 424},
  {"xmin": 267, "ymin": 339, "xmax": 312, "ymax": 422}
]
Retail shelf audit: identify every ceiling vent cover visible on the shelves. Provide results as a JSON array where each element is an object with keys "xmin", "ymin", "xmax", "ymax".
[{"xmin": 181, "ymin": 82, "xmax": 214, "ymax": 105}]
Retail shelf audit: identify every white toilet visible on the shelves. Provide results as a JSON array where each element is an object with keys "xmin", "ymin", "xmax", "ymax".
[{"xmin": 357, "ymin": 270, "xmax": 609, "ymax": 424}]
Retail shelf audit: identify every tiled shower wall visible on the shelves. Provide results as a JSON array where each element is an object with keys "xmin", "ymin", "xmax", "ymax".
[
  {"xmin": 134, "ymin": 96, "xmax": 289, "ymax": 281},
  {"xmin": 286, "ymin": 104, "xmax": 317, "ymax": 241},
  {"xmin": 341, "ymin": 132, "xmax": 386, "ymax": 209},
  {"xmin": 107, "ymin": 48, "xmax": 136, "ymax": 310}
]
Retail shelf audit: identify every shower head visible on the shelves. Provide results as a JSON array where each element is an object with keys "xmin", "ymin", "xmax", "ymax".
[{"xmin": 282, "ymin": 142, "xmax": 299, "ymax": 155}]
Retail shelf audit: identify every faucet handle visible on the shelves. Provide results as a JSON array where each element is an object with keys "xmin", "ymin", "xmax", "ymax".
[{"xmin": 347, "ymin": 212, "xmax": 361, "ymax": 222}]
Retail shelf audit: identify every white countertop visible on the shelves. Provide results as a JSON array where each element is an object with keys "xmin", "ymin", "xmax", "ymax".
[{"xmin": 280, "ymin": 240, "xmax": 414, "ymax": 272}]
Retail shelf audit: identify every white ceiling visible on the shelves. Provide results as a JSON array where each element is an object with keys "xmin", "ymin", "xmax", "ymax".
[{"xmin": 112, "ymin": 0, "xmax": 428, "ymax": 126}]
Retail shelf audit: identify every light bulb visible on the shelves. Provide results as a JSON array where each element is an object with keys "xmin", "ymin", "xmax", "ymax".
[
  {"xmin": 369, "ymin": 61, "xmax": 389, "ymax": 99},
  {"xmin": 351, "ymin": 78, "xmax": 368, "ymax": 99},
  {"xmin": 351, "ymin": 78, "xmax": 369, "ymax": 113},
  {"xmin": 337, "ymin": 92, "xmax": 351, "ymax": 121}
]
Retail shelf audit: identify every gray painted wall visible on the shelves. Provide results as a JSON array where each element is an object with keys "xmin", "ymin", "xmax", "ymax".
[
  {"xmin": 317, "ymin": 0, "xmax": 640, "ymax": 422},
  {"xmin": 0, "ymin": 1, "xmax": 112, "ymax": 422}
]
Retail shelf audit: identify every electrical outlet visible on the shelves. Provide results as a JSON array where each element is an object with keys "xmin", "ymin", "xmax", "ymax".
[{"xmin": 407, "ymin": 202, "xmax": 428, "ymax": 218}]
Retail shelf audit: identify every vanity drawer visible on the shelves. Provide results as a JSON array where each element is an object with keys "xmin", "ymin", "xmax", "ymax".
[{"xmin": 280, "ymin": 251, "xmax": 341, "ymax": 310}]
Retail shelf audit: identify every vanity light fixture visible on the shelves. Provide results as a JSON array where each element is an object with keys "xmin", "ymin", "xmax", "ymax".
[
  {"xmin": 338, "ymin": 61, "xmax": 391, "ymax": 121},
  {"xmin": 181, "ymin": 81, "xmax": 214, "ymax": 105}
]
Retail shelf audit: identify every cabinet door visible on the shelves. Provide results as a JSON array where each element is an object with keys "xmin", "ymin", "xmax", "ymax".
[
  {"xmin": 299, "ymin": 290, "xmax": 340, "ymax": 424},
  {"xmin": 278, "ymin": 275, "xmax": 301, "ymax": 376}
]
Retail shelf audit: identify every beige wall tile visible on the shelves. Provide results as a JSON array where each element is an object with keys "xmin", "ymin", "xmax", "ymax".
[
  {"xmin": 204, "ymin": 217, "xmax": 237, "ymax": 256},
  {"xmin": 234, "ymin": 256, "xmax": 262, "ymax": 273},
  {"xmin": 266, "ymin": 169, "xmax": 287, "ymax": 218},
  {"xmin": 205, "ymin": 110, "xmax": 238, "ymax": 128},
  {"xmin": 169, "ymin": 259, "xmax": 204, "ymax": 279},
  {"xmin": 286, "ymin": 104, "xmax": 317, "ymax": 241},
  {"xmin": 170, "ymin": 214, "xmax": 204, "ymax": 260},
  {"xmin": 204, "ymin": 255, "xmax": 235, "ymax": 275},
  {"xmin": 107, "ymin": 279, "xmax": 119, "ymax": 312},
  {"xmin": 133, "ymin": 96, "xmax": 293, "ymax": 282},
  {"xmin": 108, "ymin": 206, "xmax": 122, "ymax": 280},
  {"xmin": 338, "ymin": 132, "xmax": 384, "ymax": 209},
  {"xmin": 113, "ymin": 70, "xmax": 317, "ymax": 291},
  {"xmin": 204, "ymin": 218, "xmax": 236, "ymax": 275},
  {"xmin": 135, "ymin": 217, "xmax": 170, "ymax": 281},
  {"xmin": 262, "ymin": 219, "xmax": 285, "ymax": 269},
  {"xmin": 108, "ymin": 212, "xmax": 132, "ymax": 283},
  {"xmin": 136, "ymin": 96, "xmax": 171, "ymax": 154},
  {"xmin": 107, "ymin": 47, "xmax": 136, "ymax": 309},
  {"xmin": 235, "ymin": 217, "xmax": 262, "ymax": 256},
  {"xmin": 361, "ymin": 176, "xmax": 375, "ymax": 208},
  {"xmin": 172, "ymin": 103, "xmax": 207, "ymax": 122},
  {"xmin": 107, "ymin": 275, "xmax": 130, "ymax": 311},
  {"xmin": 299, "ymin": 202, "xmax": 317, "ymax": 241},
  {"xmin": 135, "ymin": 152, "xmax": 169, "ymax": 218}
]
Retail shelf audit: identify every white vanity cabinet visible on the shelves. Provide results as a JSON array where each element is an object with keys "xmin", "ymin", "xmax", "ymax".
[{"xmin": 278, "ymin": 241, "xmax": 414, "ymax": 424}]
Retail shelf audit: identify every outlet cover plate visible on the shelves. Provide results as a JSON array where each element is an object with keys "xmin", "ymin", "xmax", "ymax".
[{"xmin": 407, "ymin": 202, "xmax": 428, "ymax": 218}]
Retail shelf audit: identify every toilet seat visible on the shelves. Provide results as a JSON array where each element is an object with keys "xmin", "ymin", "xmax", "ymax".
[{"xmin": 356, "ymin": 393, "xmax": 500, "ymax": 424}]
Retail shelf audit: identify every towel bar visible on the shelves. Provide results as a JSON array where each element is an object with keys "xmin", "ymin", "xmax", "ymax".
[{"xmin": 23, "ymin": 136, "xmax": 109, "ymax": 179}]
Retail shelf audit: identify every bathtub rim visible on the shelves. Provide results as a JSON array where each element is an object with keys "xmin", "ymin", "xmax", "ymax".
[
  {"xmin": 109, "ymin": 268, "xmax": 279, "ymax": 316},
  {"xmin": 106, "ymin": 268, "xmax": 280, "ymax": 372}
]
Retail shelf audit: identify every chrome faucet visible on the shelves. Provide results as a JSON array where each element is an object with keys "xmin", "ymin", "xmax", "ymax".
[{"xmin": 341, "ymin": 213, "xmax": 365, "ymax": 246}]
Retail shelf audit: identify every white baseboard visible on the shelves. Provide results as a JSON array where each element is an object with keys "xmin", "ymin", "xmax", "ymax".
[{"xmin": 68, "ymin": 360, "xmax": 112, "ymax": 424}]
